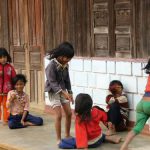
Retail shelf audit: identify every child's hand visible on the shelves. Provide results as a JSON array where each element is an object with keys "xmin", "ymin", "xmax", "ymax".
[
  {"xmin": 62, "ymin": 91, "xmax": 74, "ymax": 104},
  {"xmin": 10, "ymin": 94, "xmax": 17, "ymax": 102},
  {"xmin": 21, "ymin": 119, "xmax": 25, "ymax": 126}
]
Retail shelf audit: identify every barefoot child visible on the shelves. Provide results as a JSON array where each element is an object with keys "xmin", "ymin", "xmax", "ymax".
[
  {"xmin": 106, "ymin": 80, "xmax": 129, "ymax": 135},
  {"xmin": 120, "ymin": 58, "xmax": 150, "ymax": 150},
  {"xmin": 75, "ymin": 93, "xmax": 121, "ymax": 150},
  {"xmin": 7, "ymin": 74, "xmax": 43, "ymax": 129},
  {"xmin": 45, "ymin": 41, "xmax": 74, "ymax": 145},
  {"xmin": 0, "ymin": 48, "xmax": 16, "ymax": 124}
]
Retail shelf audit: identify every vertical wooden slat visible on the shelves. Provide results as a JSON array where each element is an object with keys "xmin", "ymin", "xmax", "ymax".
[
  {"xmin": 18, "ymin": 0, "xmax": 25, "ymax": 45},
  {"xmin": 43, "ymin": 0, "xmax": 53, "ymax": 51},
  {"xmin": 35, "ymin": 0, "xmax": 42, "ymax": 45},
  {"xmin": 28, "ymin": 0, "xmax": 36, "ymax": 45},
  {"xmin": 108, "ymin": 0, "xmax": 115, "ymax": 57}
]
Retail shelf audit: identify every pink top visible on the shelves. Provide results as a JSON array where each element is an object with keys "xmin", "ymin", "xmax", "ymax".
[
  {"xmin": 0, "ymin": 63, "xmax": 16, "ymax": 94},
  {"xmin": 6, "ymin": 90, "xmax": 29, "ymax": 115}
]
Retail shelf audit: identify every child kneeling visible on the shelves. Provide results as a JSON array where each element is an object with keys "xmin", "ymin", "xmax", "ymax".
[{"xmin": 6, "ymin": 74, "xmax": 43, "ymax": 129}]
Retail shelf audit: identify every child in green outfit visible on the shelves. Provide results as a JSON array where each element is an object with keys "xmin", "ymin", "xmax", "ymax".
[{"xmin": 120, "ymin": 58, "xmax": 150, "ymax": 150}]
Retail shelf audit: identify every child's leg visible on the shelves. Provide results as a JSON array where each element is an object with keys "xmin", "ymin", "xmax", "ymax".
[
  {"xmin": 25, "ymin": 113, "xmax": 43, "ymax": 126},
  {"xmin": 105, "ymin": 134, "xmax": 121, "ymax": 144},
  {"xmin": 106, "ymin": 122, "xmax": 116, "ymax": 135},
  {"xmin": 3, "ymin": 95, "xmax": 9, "ymax": 122},
  {"xmin": 8, "ymin": 115, "xmax": 24, "ymax": 129},
  {"xmin": 0, "ymin": 96, "xmax": 2, "ymax": 120},
  {"xmin": 120, "ymin": 109, "xmax": 149, "ymax": 150},
  {"xmin": 62, "ymin": 103, "xmax": 72, "ymax": 138},
  {"xmin": 107, "ymin": 102, "xmax": 122, "ymax": 130},
  {"xmin": 120, "ymin": 131, "xmax": 136, "ymax": 150},
  {"xmin": 53, "ymin": 106, "xmax": 62, "ymax": 144}
]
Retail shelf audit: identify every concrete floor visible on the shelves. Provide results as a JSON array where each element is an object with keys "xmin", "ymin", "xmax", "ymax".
[{"xmin": 0, "ymin": 111, "xmax": 150, "ymax": 150}]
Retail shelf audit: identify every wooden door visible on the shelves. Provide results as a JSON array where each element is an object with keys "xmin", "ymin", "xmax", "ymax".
[
  {"xmin": 8, "ymin": 0, "xmax": 45, "ymax": 109},
  {"xmin": 92, "ymin": 0, "xmax": 132, "ymax": 58}
]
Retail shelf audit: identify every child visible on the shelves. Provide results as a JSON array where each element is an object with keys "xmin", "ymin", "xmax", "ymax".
[
  {"xmin": 120, "ymin": 59, "xmax": 150, "ymax": 150},
  {"xmin": 6, "ymin": 74, "xmax": 43, "ymax": 129},
  {"xmin": 75, "ymin": 93, "xmax": 121, "ymax": 149},
  {"xmin": 45, "ymin": 41, "xmax": 74, "ymax": 145},
  {"xmin": 0, "ymin": 48, "xmax": 16, "ymax": 124},
  {"xmin": 106, "ymin": 80, "xmax": 129, "ymax": 135}
]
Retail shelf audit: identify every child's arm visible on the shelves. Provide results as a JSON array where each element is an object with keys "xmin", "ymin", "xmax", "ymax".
[
  {"xmin": 21, "ymin": 94, "xmax": 30, "ymax": 125},
  {"xmin": 6, "ymin": 91, "xmax": 16, "ymax": 108},
  {"xmin": 106, "ymin": 95, "xmax": 115, "ymax": 105},
  {"xmin": 21, "ymin": 110, "xmax": 28, "ymax": 126},
  {"xmin": 75, "ymin": 117, "xmax": 88, "ymax": 149},
  {"xmin": 61, "ymin": 90, "xmax": 74, "ymax": 104}
]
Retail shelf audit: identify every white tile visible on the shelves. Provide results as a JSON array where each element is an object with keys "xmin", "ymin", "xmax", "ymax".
[
  {"xmin": 132, "ymin": 62, "xmax": 142, "ymax": 76},
  {"xmin": 116, "ymin": 61, "xmax": 131, "ymax": 75},
  {"xmin": 121, "ymin": 76, "xmax": 137, "ymax": 93},
  {"xmin": 74, "ymin": 72, "xmax": 88, "ymax": 87},
  {"xmin": 137, "ymin": 77, "xmax": 147, "ymax": 94},
  {"xmin": 92, "ymin": 60, "xmax": 106, "ymax": 73},
  {"xmin": 70, "ymin": 59, "xmax": 83, "ymax": 71},
  {"xmin": 84, "ymin": 59, "xmax": 92, "ymax": 72},
  {"xmin": 96, "ymin": 74, "xmax": 110, "ymax": 89},
  {"xmin": 107, "ymin": 61, "xmax": 115, "ymax": 74}
]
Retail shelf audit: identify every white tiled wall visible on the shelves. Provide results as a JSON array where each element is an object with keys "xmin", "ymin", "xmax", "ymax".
[{"xmin": 44, "ymin": 58, "xmax": 148, "ymax": 122}]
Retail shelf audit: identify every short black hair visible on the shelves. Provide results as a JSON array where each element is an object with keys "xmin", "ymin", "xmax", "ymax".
[
  {"xmin": 12, "ymin": 74, "xmax": 27, "ymax": 86},
  {"xmin": 0, "ymin": 47, "xmax": 12, "ymax": 63},
  {"xmin": 109, "ymin": 80, "xmax": 123, "ymax": 89},
  {"xmin": 75, "ymin": 93, "xmax": 93, "ymax": 122},
  {"xmin": 143, "ymin": 58, "xmax": 150, "ymax": 74},
  {"xmin": 47, "ymin": 41, "xmax": 74, "ymax": 59}
]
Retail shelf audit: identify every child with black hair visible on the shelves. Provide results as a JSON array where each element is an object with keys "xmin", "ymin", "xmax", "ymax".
[
  {"xmin": 0, "ymin": 48, "xmax": 16, "ymax": 124},
  {"xmin": 45, "ymin": 41, "xmax": 74, "ymax": 145},
  {"xmin": 120, "ymin": 59, "xmax": 150, "ymax": 150},
  {"xmin": 75, "ymin": 93, "xmax": 121, "ymax": 150},
  {"xmin": 106, "ymin": 80, "xmax": 129, "ymax": 135},
  {"xmin": 6, "ymin": 74, "xmax": 43, "ymax": 129}
]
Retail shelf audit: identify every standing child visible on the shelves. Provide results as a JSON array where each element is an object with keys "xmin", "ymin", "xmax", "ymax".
[
  {"xmin": 106, "ymin": 80, "xmax": 129, "ymax": 135},
  {"xmin": 45, "ymin": 42, "xmax": 74, "ymax": 145},
  {"xmin": 120, "ymin": 59, "xmax": 150, "ymax": 150},
  {"xmin": 7, "ymin": 74, "xmax": 43, "ymax": 129},
  {"xmin": 75, "ymin": 93, "xmax": 121, "ymax": 150},
  {"xmin": 0, "ymin": 48, "xmax": 16, "ymax": 124}
]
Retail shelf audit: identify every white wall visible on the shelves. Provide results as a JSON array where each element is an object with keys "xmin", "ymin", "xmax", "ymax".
[{"xmin": 44, "ymin": 58, "xmax": 148, "ymax": 122}]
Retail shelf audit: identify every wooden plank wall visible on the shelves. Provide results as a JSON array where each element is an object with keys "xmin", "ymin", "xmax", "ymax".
[
  {"xmin": 43, "ymin": 0, "xmax": 92, "ymax": 57},
  {"xmin": 0, "ymin": 0, "xmax": 150, "ymax": 59},
  {"xmin": 0, "ymin": 0, "xmax": 9, "ymax": 50}
]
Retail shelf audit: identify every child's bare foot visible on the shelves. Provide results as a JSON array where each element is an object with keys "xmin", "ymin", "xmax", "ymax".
[
  {"xmin": 57, "ymin": 139, "xmax": 61, "ymax": 145},
  {"xmin": 2, "ymin": 122, "xmax": 8, "ymax": 126},
  {"xmin": 65, "ymin": 135, "xmax": 73, "ymax": 139},
  {"xmin": 111, "ymin": 135, "xmax": 122, "ymax": 144},
  {"xmin": 120, "ymin": 146, "xmax": 129, "ymax": 150}
]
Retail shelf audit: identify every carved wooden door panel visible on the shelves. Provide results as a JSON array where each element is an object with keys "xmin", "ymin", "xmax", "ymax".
[
  {"xmin": 93, "ymin": 0, "xmax": 132, "ymax": 58},
  {"xmin": 8, "ymin": 0, "xmax": 44, "ymax": 108}
]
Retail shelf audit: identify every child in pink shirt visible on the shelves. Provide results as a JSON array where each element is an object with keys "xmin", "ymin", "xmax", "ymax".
[{"xmin": 7, "ymin": 74, "xmax": 43, "ymax": 129}]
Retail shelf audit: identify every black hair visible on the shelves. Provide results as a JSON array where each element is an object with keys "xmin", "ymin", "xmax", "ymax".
[
  {"xmin": 143, "ymin": 58, "xmax": 150, "ymax": 74},
  {"xmin": 75, "ymin": 93, "xmax": 93, "ymax": 122},
  {"xmin": 12, "ymin": 74, "xmax": 27, "ymax": 86},
  {"xmin": 47, "ymin": 41, "xmax": 74, "ymax": 60},
  {"xmin": 109, "ymin": 80, "xmax": 123, "ymax": 89},
  {"xmin": 0, "ymin": 47, "xmax": 12, "ymax": 63}
]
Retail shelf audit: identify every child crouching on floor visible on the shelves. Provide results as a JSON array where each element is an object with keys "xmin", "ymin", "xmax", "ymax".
[
  {"xmin": 75, "ymin": 93, "xmax": 121, "ymax": 150},
  {"xmin": 6, "ymin": 74, "xmax": 43, "ymax": 129}
]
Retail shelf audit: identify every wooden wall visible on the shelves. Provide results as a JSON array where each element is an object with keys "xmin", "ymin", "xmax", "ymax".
[{"xmin": 0, "ymin": 0, "xmax": 149, "ymax": 59}]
